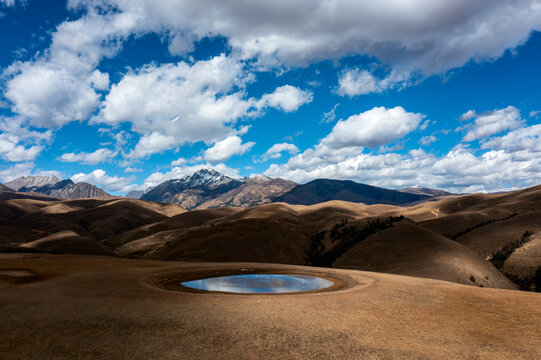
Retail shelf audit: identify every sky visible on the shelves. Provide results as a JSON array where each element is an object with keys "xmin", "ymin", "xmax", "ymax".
[{"xmin": 0, "ymin": 0, "xmax": 540, "ymax": 195}]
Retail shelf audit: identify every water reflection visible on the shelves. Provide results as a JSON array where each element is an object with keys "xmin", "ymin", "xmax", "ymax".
[{"xmin": 182, "ymin": 274, "xmax": 334, "ymax": 293}]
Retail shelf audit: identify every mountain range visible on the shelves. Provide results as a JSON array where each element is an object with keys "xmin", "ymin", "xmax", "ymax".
[
  {"xmin": 1, "ymin": 169, "xmax": 451, "ymax": 207},
  {"xmin": 135, "ymin": 169, "xmax": 439, "ymax": 209},
  {"xmin": 4, "ymin": 175, "xmax": 109, "ymax": 200}
]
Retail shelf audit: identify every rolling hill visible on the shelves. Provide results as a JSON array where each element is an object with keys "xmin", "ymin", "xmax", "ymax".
[
  {"xmin": 0, "ymin": 183, "xmax": 14, "ymax": 192},
  {"xmin": 0, "ymin": 183, "xmax": 540, "ymax": 291}
]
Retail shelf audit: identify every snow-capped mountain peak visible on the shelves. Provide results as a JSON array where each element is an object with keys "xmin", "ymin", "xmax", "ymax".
[{"xmin": 183, "ymin": 169, "xmax": 233, "ymax": 188}]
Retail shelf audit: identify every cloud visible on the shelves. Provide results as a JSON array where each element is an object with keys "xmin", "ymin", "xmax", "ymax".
[
  {"xmin": 0, "ymin": 133, "xmax": 42, "ymax": 162},
  {"xmin": 322, "ymin": 106, "xmax": 424, "ymax": 148},
  {"xmin": 264, "ymin": 106, "xmax": 541, "ymax": 192},
  {"xmin": 0, "ymin": 162, "xmax": 35, "ymax": 182},
  {"xmin": 460, "ymin": 110, "xmax": 477, "ymax": 121},
  {"xmin": 335, "ymin": 68, "xmax": 419, "ymax": 97},
  {"xmin": 0, "ymin": 0, "xmax": 21, "ymax": 6},
  {"xmin": 71, "ymin": 169, "xmax": 135, "ymax": 192},
  {"xmin": 94, "ymin": 54, "xmax": 310, "ymax": 159},
  {"xmin": 93, "ymin": 55, "xmax": 258, "ymax": 158},
  {"xmin": 321, "ymin": 104, "xmax": 339, "ymax": 124},
  {"xmin": 419, "ymin": 135, "xmax": 437, "ymax": 146},
  {"xmin": 69, "ymin": 0, "xmax": 541, "ymax": 78},
  {"xmin": 258, "ymin": 85, "xmax": 313, "ymax": 112},
  {"xmin": 58, "ymin": 148, "xmax": 116, "ymax": 165},
  {"xmin": 4, "ymin": 62, "xmax": 101, "ymax": 127},
  {"xmin": 260, "ymin": 142, "xmax": 299, "ymax": 162},
  {"xmin": 0, "ymin": 118, "xmax": 51, "ymax": 162},
  {"xmin": 264, "ymin": 145, "xmax": 541, "ymax": 193},
  {"xmin": 204, "ymin": 135, "xmax": 255, "ymax": 164},
  {"xmin": 2, "ymin": 10, "xmax": 140, "ymax": 129},
  {"xmin": 171, "ymin": 157, "xmax": 187, "ymax": 166},
  {"xmin": 336, "ymin": 69, "xmax": 381, "ymax": 97},
  {"xmin": 124, "ymin": 167, "xmax": 142, "ymax": 173},
  {"xmin": 95, "ymin": 55, "xmax": 251, "ymax": 140},
  {"xmin": 4, "ymin": 0, "xmax": 538, "ymax": 133},
  {"xmin": 127, "ymin": 132, "xmax": 177, "ymax": 159},
  {"xmin": 482, "ymin": 124, "xmax": 541, "ymax": 153},
  {"xmin": 461, "ymin": 106, "xmax": 523, "ymax": 142}
]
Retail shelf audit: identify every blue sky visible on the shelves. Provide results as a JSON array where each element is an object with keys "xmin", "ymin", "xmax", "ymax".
[{"xmin": 0, "ymin": 0, "xmax": 540, "ymax": 194}]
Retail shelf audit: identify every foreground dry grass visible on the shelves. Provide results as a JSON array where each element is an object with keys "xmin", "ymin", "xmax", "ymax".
[{"xmin": 1, "ymin": 254, "xmax": 540, "ymax": 359}]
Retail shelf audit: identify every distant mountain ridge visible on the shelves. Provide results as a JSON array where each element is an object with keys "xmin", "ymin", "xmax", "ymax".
[
  {"xmin": 125, "ymin": 190, "xmax": 145, "ymax": 199},
  {"xmin": 398, "ymin": 187, "xmax": 454, "ymax": 197},
  {"xmin": 5, "ymin": 175, "xmax": 109, "ymax": 199},
  {"xmin": 273, "ymin": 179, "xmax": 431, "ymax": 206}
]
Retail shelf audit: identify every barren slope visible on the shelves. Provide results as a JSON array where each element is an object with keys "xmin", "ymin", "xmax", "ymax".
[
  {"xmin": 20, "ymin": 230, "xmax": 113, "ymax": 255},
  {"xmin": 334, "ymin": 222, "xmax": 515, "ymax": 289}
]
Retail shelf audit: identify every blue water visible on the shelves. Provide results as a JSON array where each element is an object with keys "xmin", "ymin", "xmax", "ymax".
[{"xmin": 181, "ymin": 274, "xmax": 334, "ymax": 293}]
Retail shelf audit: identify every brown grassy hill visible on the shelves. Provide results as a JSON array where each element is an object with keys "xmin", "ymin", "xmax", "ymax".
[
  {"xmin": 453, "ymin": 212, "xmax": 541, "ymax": 257},
  {"xmin": 0, "ymin": 191, "xmax": 57, "ymax": 202},
  {"xmin": 107, "ymin": 207, "xmax": 240, "ymax": 248},
  {"xmin": 333, "ymin": 222, "xmax": 515, "ymax": 289},
  {"xmin": 408, "ymin": 186, "xmax": 541, "ymax": 258},
  {"xmin": 502, "ymin": 232, "xmax": 541, "ymax": 290},
  {"xmin": 20, "ymin": 230, "xmax": 113, "ymax": 255},
  {"xmin": 0, "ymin": 198, "xmax": 57, "ymax": 224},
  {"xmin": 0, "ymin": 197, "xmax": 185, "ymax": 252},
  {"xmin": 124, "ymin": 218, "xmax": 310, "ymax": 264},
  {"xmin": 95, "ymin": 198, "xmax": 186, "ymax": 217}
]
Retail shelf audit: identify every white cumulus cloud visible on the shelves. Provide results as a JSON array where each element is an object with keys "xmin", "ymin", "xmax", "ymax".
[
  {"xmin": 204, "ymin": 135, "xmax": 255, "ymax": 164},
  {"xmin": 127, "ymin": 132, "xmax": 177, "ymax": 159},
  {"xmin": 260, "ymin": 143, "xmax": 300, "ymax": 162},
  {"xmin": 71, "ymin": 169, "xmax": 135, "ymax": 192},
  {"xmin": 461, "ymin": 106, "xmax": 524, "ymax": 142},
  {"xmin": 258, "ymin": 85, "xmax": 313, "ymax": 112},
  {"xmin": 0, "ymin": 162, "xmax": 35, "ymax": 183},
  {"xmin": 336, "ymin": 69, "xmax": 381, "ymax": 97},
  {"xmin": 419, "ymin": 135, "xmax": 437, "ymax": 146},
  {"xmin": 482, "ymin": 124, "xmax": 541, "ymax": 153},
  {"xmin": 322, "ymin": 106, "xmax": 424, "ymax": 148},
  {"xmin": 58, "ymin": 148, "xmax": 116, "ymax": 165}
]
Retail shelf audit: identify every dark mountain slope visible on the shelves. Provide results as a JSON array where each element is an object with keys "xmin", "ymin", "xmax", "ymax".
[
  {"xmin": 0, "ymin": 183, "xmax": 14, "ymax": 192},
  {"xmin": 273, "ymin": 179, "xmax": 430, "ymax": 206}
]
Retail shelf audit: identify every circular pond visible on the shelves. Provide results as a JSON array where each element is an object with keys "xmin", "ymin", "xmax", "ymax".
[{"xmin": 181, "ymin": 274, "xmax": 334, "ymax": 294}]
